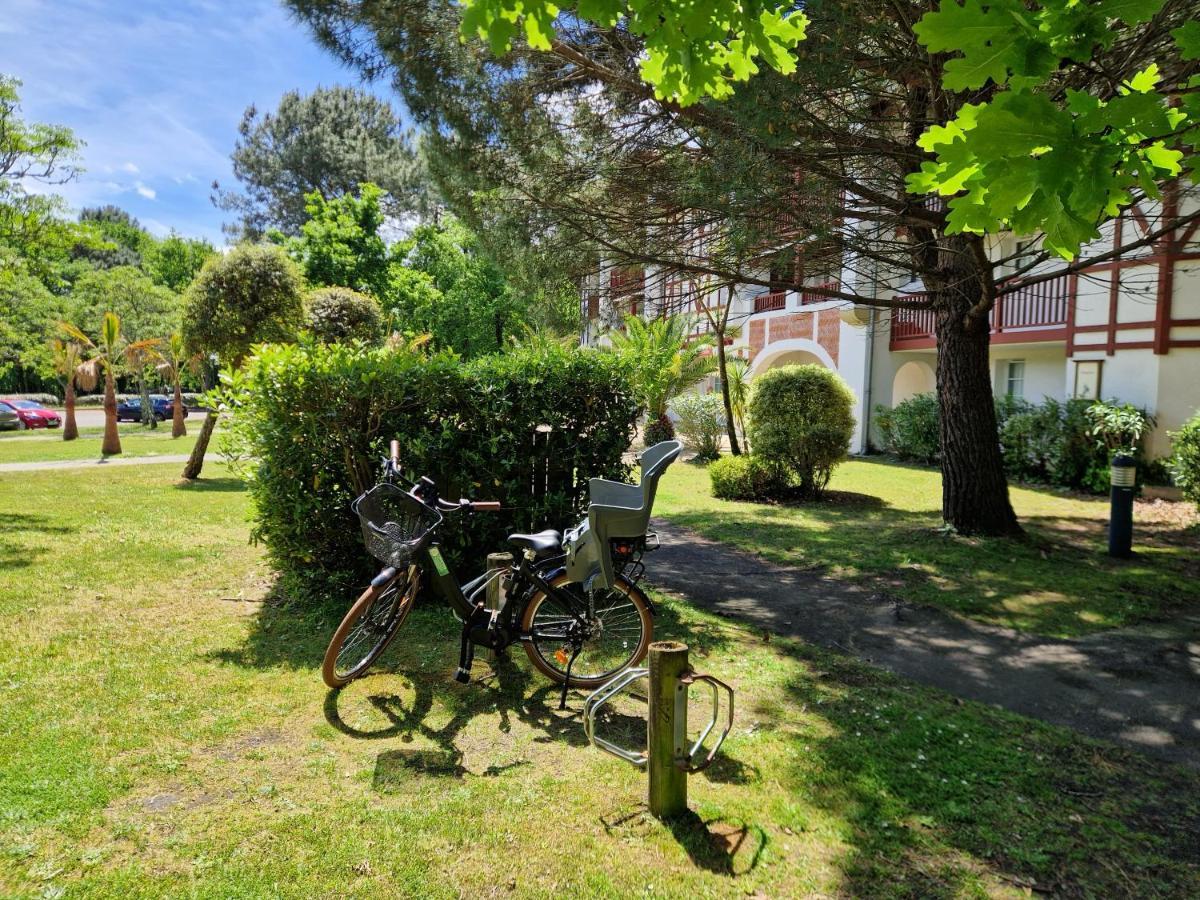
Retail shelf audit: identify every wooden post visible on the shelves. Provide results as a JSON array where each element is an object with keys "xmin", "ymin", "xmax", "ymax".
[
  {"xmin": 647, "ymin": 641, "xmax": 689, "ymax": 819},
  {"xmin": 485, "ymin": 552, "xmax": 509, "ymax": 660}
]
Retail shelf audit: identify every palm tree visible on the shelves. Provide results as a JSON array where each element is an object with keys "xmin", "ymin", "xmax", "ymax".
[
  {"xmin": 726, "ymin": 356, "xmax": 753, "ymax": 450},
  {"xmin": 607, "ymin": 314, "xmax": 717, "ymax": 436},
  {"xmin": 49, "ymin": 338, "xmax": 96, "ymax": 441},
  {"xmin": 155, "ymin": 333, "xmax": 202, "ymax": 438},
  {"xmin": 61, "ymin": 313, "xmax": 159, "ymax": 456}
]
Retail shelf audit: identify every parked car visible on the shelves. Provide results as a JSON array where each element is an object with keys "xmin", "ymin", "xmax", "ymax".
[
  {"xmin": 116, "ymin": 394, "xmax": 187, "ymax": 423},
  {"xmin": 0, "ymin": 405, "xmax": 24, "ymax": 431},
  {"xmin": 0, "ymin": 399, "xmax": 60, "ymax": 429}
]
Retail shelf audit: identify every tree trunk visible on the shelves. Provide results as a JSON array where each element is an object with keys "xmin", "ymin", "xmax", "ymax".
[
  {"xmin": 182, "ymin": 410, "xmax": 217, "ymax": 479},
  {"xmin": 933, "ymin": 283, "xmax": 1020, "ymax": 536},
  {"xmin": 714, "ymin": 331, "xmax": 741, "ymax": 455},
  {"xmin": 139, "ymin": 373, "xmax": 156, "ymax": 429},
  {"xmin": 102, "ymin": 369, "xmax": 121, "ymax": 456},
  {"xmin": 63, "ymin": 380, "xmax": 78, "ymax": 441},
  {"xmin": 172, "ymin": 378, "xmax": 187, "ymax": 438}
]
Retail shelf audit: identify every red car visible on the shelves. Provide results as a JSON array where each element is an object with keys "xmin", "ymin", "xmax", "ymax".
[{"xmin": 0, "ymin": 399, "xmax": 62, "ymax": 429}]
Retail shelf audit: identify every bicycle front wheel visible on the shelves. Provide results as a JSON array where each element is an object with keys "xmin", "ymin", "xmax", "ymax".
[
  {"xmin": 322, "ymin": 566, "xmax": 419, "ymax": 688},
  {"xmin": 521, "ymin": 572, "xmax": 653, "ymax": 688}
]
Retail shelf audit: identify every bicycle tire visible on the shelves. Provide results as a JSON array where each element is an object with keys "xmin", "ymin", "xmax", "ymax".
[
  {"xmin": 521, "ymin": 572, "xmax": 653, "ymax": 688},
  {"xmin": 322, "ymin": 566, "xmax": 419, "ymax": 688}
]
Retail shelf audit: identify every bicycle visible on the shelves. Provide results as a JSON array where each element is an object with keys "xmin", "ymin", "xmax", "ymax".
[{"xmin": 322, "ymin": 439, "xmax": 682, "ymax": 708}]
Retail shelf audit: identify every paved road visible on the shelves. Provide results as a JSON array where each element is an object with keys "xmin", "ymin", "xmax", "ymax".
[
  {"xmin": 0, "ymin": 454, "xmax": 192, "ymax": 473},
  {"xmin": 648, "ymin": 519, "xmax": 1200, "ymax": 768}
]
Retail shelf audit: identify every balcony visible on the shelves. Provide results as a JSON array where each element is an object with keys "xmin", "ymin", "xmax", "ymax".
[
  {"xmin": 753, "ymin": 290, "xmax": 787, "ymax": 313},
  {"xmin": 889, "ymin": 273, "xmax": 1071, "ymax": 350},
  {"xmin": 609, "ymin": 268, "xmax": 645, "ymax": 297},
  {"xmin": 800, "ymin": 280, "xmax": 839, "ymax": 305}
]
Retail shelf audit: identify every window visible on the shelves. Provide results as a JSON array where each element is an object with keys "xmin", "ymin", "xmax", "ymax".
[
  {"xmin": 1073, "ymin": 360, "xmax": 1102, "ymax": 399},
  {"xmin": 1004, "ymin": 360, "xmax": 1025, "ymax": 398}
]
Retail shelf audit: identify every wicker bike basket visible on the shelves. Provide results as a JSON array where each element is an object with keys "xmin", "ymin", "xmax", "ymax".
[{"xmin": 352, "ymin": 482, "xmax": 443, "ymax": 567}]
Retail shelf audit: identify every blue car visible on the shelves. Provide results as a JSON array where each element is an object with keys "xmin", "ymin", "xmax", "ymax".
[{"xmin": 116, "ymin": 394, "xmax": 187, "ymax": 423}]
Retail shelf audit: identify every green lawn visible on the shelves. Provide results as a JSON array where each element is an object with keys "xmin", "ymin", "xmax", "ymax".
[
  {"xmin": 1, "ymin": 466, "xmax": 1198, "ymax": 897},
  {"xmin": 655, "ymin": 458, "xmax": 1200, "ymax": 638},
  {"xmin": 0, "ymin": 425, "xmax": 201, "ymax": 464}
]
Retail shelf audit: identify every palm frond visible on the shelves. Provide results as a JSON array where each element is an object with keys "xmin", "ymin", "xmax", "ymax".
[
  {"xmin": 58, "ymin": 322, "xmax": 94, "ymax": 347},
  {"xmin": 75, "ymin": 359, "xmax": 99, "ymax": 392}
]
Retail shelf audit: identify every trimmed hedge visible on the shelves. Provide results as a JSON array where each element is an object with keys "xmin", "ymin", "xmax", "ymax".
[
  {"xmin": 670, "ymin": 392, "xmax": 724, "ymax": 461},
  {"xmin": 221, "ymin": 340, "xmax": 639, "ymax": 599},
  {"xmin": 1, "ymin": 392, "xmax": 59, "ymax": 405},
  {"xmin": 73, "ymin": 392, "xmax": 205, "ymax": 408},
  {"xmin": 874, "ymin": 393, "xmax": 940, "ymax": 463},
  {"xmin": 1171, "ymin": 413, "xmax": 1200, "ymax": 508},
  {"xmin": 709, "ymin": 454, "xmax": 788, "ymax": 501}
]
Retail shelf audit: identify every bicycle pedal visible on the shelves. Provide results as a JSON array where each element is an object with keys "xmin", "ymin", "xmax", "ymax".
[{"xmin": 454, "ymin": 668, "xmax": 471, "ymax": 684}]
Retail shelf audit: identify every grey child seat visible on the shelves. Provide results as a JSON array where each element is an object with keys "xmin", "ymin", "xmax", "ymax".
[{"xmin": 563, "ymin": 440, "xmax": 683, "ymax": 590}]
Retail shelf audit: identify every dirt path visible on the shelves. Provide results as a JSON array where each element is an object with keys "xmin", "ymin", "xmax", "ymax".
[
  {"xmin": 0, "ymin": 454, "xmax": 192, "ymax": 473},
  {"xmin": 649, "ymin": 519, "xmax": 1200, "ymax": 768}
]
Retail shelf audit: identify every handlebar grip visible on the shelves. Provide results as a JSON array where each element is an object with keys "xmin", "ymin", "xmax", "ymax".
[
  {"xmin": 472, "ymin": 501, "xmax": 502, "ymax": 511},
  {"xmin": 390, "ymin": 440, "xmax": 400, "ymax": 465}
]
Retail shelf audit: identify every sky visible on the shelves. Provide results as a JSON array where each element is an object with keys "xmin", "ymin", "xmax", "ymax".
[{"xmin": 1, "ymin": 0, "xmax": 404, "ymax": 245}]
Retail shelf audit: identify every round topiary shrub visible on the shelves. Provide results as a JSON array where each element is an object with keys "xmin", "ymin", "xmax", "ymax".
[
  {"xmin": 670, "ymin": 392, "xmax": 724, "ymax": 461},
  {"xmin": 748, "ymin": 364, "xmax": 856, "ymax": 498},
  {"xmin": 305, "ymin": 286, "xmax": 384, "ymax": 344},
  {"xmin": 644, "ymin": 412, "xmax": 675, "ymax": 447},
  {"xmin": 1170, "ymin": 412, "xmax": 1200, "ymax": 509},
  {"xmin": 709, "ymin": 454, "xmax": 789, "ymax": 501}
]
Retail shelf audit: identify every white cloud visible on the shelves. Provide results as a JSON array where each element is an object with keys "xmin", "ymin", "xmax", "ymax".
[
  {"xmin": 121, "ymin": 161, "xmax": 139, "ymax": 174},
  {"xmin": 135, "ymin": 182, "xmax": 156, "ymax": 200}
]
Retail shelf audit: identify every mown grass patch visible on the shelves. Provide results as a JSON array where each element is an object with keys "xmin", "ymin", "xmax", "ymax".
[
  {"xmin": 0, "ymin": 425, "xmax": 202, "ymax": 464},
  {"xmin": 0, "ymin": 465, "xmax": 1197, "ymax": 897},
  {"xmin": 655, "ymin": 457, "xmax": 1200, "ymax": 638}
]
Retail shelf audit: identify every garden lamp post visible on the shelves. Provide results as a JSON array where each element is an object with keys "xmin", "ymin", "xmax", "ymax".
[{"xmin": 1108, "ymin": 454, "xmax": 1137, "ymax": 558}]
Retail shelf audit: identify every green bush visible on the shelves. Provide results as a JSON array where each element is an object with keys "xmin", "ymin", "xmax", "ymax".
[
  {"xmin": 304, "ymin": 286, "xmax": 384, "ymax": 344},
  {"xmin": 1170, "ymin": 413, "xmax": 1200, "ymax": 508},
  {"xmin": 643, "ymin": 413, "xmax": 675, "ymax": 447},
  {"xmin": 874, "ymin": 393, "xmax": 939, "ymax": 463},
  {"xmin": 709, "ymin": 454, "xmax": 788, "ymax": 501},
  {"xmin": 220, "ymin": 339, "xmax": 639, "ymax": 599},
  {"xmin": 748, "ymin": 364, "xmax": 856, "ymax": 498},
  {"xmin": 670, "ymin": 392, "xmax": 724, "ymax": 461},
  {"xmin": 3, "ymin": 392, "xmax": 59, "ymax": 405}
]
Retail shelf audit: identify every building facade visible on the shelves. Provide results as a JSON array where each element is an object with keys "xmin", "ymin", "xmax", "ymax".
[{"xmin": 581, "ymin": 199, "xmax": 1200, "ymax": 460}]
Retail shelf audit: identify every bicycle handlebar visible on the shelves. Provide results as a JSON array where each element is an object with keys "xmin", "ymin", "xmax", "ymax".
[{"xmin": 390, "ymin": 440, "xmax": 400, "ymax": 466}]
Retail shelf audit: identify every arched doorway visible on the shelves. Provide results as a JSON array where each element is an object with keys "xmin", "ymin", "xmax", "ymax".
[
  {"xmin": 748, "ymin": 338, "xmax": 836, "ymax": 376},
  {"xmin": 891, "ymin": 359, "xmax": 936, "ymax": 404}
]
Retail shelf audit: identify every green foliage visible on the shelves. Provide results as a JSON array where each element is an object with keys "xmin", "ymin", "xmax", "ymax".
[
  {"xmin": 643, "ymin": 413, "xmax": 675, "ymax": 447},
  {"xmin": 669, "ymin": 392, "xmax": 725, "ymax": 461},
  {"xmin": 279, "ymin": 184, "xmax": 391, "ymax": 297},
  {"xmin": 181, "ymin": 244, "xmax": 304, "ymax": 364},
  {"xmin": 68, "ymin": 266, "xmax": 181, "ymax": 343},
  {"xmin": 142, "ymin": 232, "xmax": 216, "ymax": 292},
  {"xmin": 73, "ymin": 206, "xmax": 152, "ymax": 268},
  {"xmin": 0, "ymin": 266, "xmax": 65, "ymax": 384},
  {"xmin": 214, "ymin": 86, "xmax": 421, "ymax": 237},
  {"xmin": 218, "ymin": 340, "xmax": 639, "ymax": 597},
  {"xmin": 875, "ymin": 394, "xmax": 941, "ymax": 464},
  {"xmin": 909, "ymin": 0, "xmax": 1196, "ymax": 258},
  {"xmin": 1169, "ymin": 413, "xmax": 1200, "ymax": 508},
  {"xmin": 304, "ymin": 287, "xmax": 385, "ymax": 345},
  {"xmin": 607, "ymin": 315, "xmax": 716, "ymax": 420},
  {"xmin": 749, "ymin": 365, "xmax": 856, "ymax": 499},
  {"xmin": 386, "ymin": 215, "xmax": 524, "ymax": 358},
  {"xmin": 460, "ymin": 0, "xmax": 809, "ymax": 105},
  {"xmin": 708, "ymin": 453, "xmax": 788, "ymax": 502}
]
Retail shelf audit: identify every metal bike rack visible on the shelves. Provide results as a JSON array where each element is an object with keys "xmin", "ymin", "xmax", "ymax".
[{"xmin": 584, "ymin": 642, "xmax": 735, "ymax": 818}]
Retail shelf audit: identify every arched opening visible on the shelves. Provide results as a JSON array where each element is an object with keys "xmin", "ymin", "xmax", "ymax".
[
  {"xmin": 748, "ymin": 339, "xmax": 836, "ymax": 377},
  {"xmin": 892, "ymin": 359, "xmax": 936, "ymax": 405}
]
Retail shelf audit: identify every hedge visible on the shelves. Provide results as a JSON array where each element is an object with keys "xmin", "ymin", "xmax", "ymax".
[
  {"xmin": 221, "ymin": 340, "xmax": 639, "ymax": 600},
  {"xmin": 1171, "ymin": 413, "xmax": 1200, "ymax": 509},
  {"xmin": 709, "ymin": 454, "xmax": 789, "ymax": 501}
]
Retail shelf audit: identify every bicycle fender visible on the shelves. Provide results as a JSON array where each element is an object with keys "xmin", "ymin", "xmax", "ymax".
[
  {"xmin": 542, "ymin": 566, "xmax": 656, "ymax": 616},
  {"xmin": 370, "ymin": 567, "xmax": 399, "ymax": 588}
]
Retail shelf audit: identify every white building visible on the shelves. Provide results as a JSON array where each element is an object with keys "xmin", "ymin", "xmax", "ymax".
[{"xmin": 581, "ymin": 199, "xmax": 1200, "ymax": 460}]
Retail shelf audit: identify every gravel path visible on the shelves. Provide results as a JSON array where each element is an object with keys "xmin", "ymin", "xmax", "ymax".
[{"xmin": 648, "ymin": 519, "xmax": 1200, "ymax": 768}]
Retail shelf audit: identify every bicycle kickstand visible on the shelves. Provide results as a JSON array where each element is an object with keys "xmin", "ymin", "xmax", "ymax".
[
  {"xmin": 455, "ymin": 624, "xmax": 475, "ymax": 684},
  {"xmin": 558, "ymin": 642, "xmax": 582, "ymax": 710}
]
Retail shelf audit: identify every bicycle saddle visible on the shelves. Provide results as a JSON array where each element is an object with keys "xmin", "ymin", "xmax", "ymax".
[{"xmin": 508, "ymin": 529, "xmax": 563, "ymax": 555}]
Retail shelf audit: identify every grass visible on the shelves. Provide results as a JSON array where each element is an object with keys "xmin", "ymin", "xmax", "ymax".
[
  {"xmin": 1, "ymin": 465, "xmax": 1198, "ymax": 897},
  {"xmin": 0, "ymin": 424, "xmax": 201, "ymax": 464},
  {"xmin": 655, "ymin": 457, "xmax": 1200, "ymax": 639}
]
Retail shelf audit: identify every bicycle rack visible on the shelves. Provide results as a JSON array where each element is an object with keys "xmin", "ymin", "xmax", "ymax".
[{"xmin": 583, "ymin": 642, "xmax": 735, "ymax": 817}]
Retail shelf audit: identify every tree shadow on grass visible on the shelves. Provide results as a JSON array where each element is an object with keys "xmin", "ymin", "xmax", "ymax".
[
  {"xmin": 772, "ymin": 642, "xmax": 1200, "ymax": 897},
  {"xmin": 0, "ymin": 511, "xmax": 76, "ymax": 570},
  {"xmin": 173, "ymin": 477, "xmax": 247, "ymax": 493}
]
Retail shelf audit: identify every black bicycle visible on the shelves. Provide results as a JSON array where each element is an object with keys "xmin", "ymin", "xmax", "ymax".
[{"xmin": 322, "ymin": 440, "xmax": 681, "ymax": 705}]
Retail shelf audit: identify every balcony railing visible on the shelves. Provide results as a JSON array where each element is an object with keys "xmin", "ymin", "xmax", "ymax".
[
  {"xmin": 753, "ymin": 290, "xmax": 787, "ymax": 313},
  {"xmin": 889, "ymin": 273, "xmax": 1072, "ymax": 349},
  {"xmin": 800, "ymin": 280, "xmax": 839, "ymax": 305},
  {"xmin": 609, "ymin": 268, "xmax": 645, "ymax": 297}
]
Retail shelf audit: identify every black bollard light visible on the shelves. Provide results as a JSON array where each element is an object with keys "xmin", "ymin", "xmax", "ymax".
[{"xmin": 1107, "ymin": 453, "xmax": 1137, "ymax": 558}]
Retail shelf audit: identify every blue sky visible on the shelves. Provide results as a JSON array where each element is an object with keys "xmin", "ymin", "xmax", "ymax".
[{"xmin": 1, "ymin": 0, "xmax": 404, "ymax": 245}]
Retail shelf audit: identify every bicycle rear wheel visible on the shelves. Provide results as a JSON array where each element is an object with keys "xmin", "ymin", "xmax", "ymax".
[
  {"xmin": 521, "ymin": 572, "xmax": 653, "ymax": 688},
  {"xmin": 322, "ymin": 566, "xmax": 420, "ymax": 688}
]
